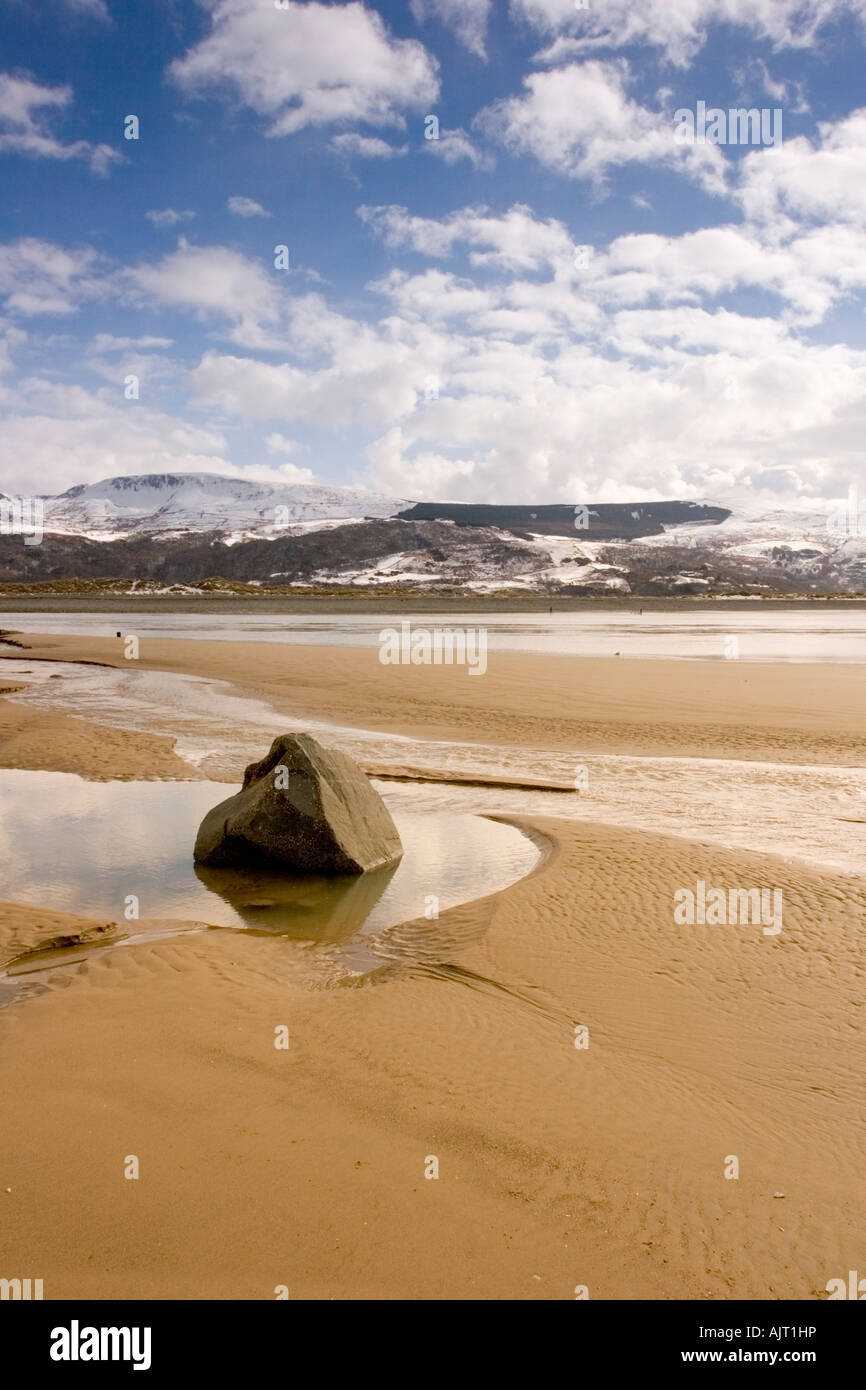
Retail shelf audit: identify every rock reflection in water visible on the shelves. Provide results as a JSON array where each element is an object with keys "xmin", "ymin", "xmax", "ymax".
[{"xmin": 193, "ymin": 859, "xmax": 399, "ymax": 942}]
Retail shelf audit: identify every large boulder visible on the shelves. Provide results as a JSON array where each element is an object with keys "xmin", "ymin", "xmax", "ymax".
[{"xmin": 193, "ymin": 733, "xmax": 403, "ymax": 875}]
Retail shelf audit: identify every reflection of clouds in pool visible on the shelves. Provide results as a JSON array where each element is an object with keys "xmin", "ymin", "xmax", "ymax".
[
  {"xmin": 0, "ymin": 772, "xmax": 540, "ymax": 950},
  {"xmin": 0, "ymin": 772, "xmax": 225, "ymax": 919}
]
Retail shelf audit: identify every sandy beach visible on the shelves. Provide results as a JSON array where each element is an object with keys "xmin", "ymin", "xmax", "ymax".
[
  {"xmin": 5, "ymin": 627, "xmax": 866, "ymax": 765},
  {"xmin": 0, "ymin": 628, "xmax": 864, "ymax": 1300}
]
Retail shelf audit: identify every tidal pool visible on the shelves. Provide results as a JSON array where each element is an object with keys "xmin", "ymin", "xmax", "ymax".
[{"xmin": 0, "ymin": 771, "xmax": 541, "ymax": 980}]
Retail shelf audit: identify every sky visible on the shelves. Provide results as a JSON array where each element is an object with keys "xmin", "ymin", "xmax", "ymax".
[{"xmin": 2, "ymin": 0, "xmax": 866, "ymax": 510}]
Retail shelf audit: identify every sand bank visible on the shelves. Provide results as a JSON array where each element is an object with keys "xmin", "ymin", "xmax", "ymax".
[
  {"xmin": 4, "ymin": 630, "xmax": 866, "ymax": 765},
  {"xmin": 0, "ymin": 681, "xmax": 198, "ymax": 781}
]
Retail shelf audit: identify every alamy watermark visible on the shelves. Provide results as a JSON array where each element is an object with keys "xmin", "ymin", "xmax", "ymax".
[
  {"xmin": 826, "ymin": 1269, "xmax": 866, "ymax": 1299},
  {"xmin": 0, "ymin": 496, "xmax": 43, "ymax": 545},
  {"xmin": 50, "ymin": 1321, "xmax": 152, "ymax": 1371},
  {"xmin": 826, "ymin": 484, "xmax": 866, "ymax": 537},
  {"xmin": 674, "ymin": 101, "xmax": 782, "ymax": 147},
  {"xmin": 674, "ymin": 880, "xmax": 783, "ymax": 936},
  {"xmin": 379, "ymin": 621, "xmax": 487, "ymax": 676},
  {"xmin": 0, "ymin": 1276, "xmax": 43, "ymax": 1299}
]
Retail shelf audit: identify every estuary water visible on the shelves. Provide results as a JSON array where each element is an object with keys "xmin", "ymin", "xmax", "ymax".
[{"xmin": 1, "ymin": 605, "xmax": 866, "ymax": 661}]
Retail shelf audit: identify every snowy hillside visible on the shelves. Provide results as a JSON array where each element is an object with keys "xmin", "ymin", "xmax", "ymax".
[
  {"xmin": 3, "ymin": 472, "xmax": 864, "ymax": 594},
  {"xmin": 41, "ymin": 472, "xmax": 406, "ymax": 539}
]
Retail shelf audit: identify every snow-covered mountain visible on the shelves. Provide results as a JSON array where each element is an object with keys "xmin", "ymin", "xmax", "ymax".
[
  {"xmin": 42, "ymin": 472, "xmax": 406, "ymax": 540},
  {"xmin": 635, "ymin": 504, "xmax": 865, "ymax": 555},
  {"xmin": 2, "ymin": 472, "xmax": 864, "ymax": 594}
]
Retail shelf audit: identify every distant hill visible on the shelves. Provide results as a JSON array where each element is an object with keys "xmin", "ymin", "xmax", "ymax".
[
  {"xmin": 41, "ymin": 472, "xmax": 405, "ymax": 540},
  {"xmin": 1, "ymin": 472, "xmax": 863, "ymax": 596}
]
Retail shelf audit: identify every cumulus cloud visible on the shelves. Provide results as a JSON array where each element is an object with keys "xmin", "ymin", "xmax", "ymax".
[
  {"xmin": 359, "ymin": 202, "xmax": 575, "ymax": 271},
  {"xmin": 512, "ymin": 0, "xmax": 866, "ymax": 68},
  {"xmin": 359, "ymin": 334, "xmax": 866, "ymax": 507},
  {"xmin": 737, "ymin": 108, "xmax": 866, "ymax": 226},
  {"xmin": 146, "ymin": 208, "xmax": 196, "ymax": 228},
  {"xmin": 330, "ymin": 132, "xmax": 407, "ymax": 159},
  {"xmin": 83, "ymin": 333, "xmax": 178, "ymax": 388},
  {"xmin": 189, "ymin": 325, "xmax": 424, "ymax": 430},
  {"xmin": 265, "ymin": 431, "xmax": 299, "ymax": 456},
  {"xmin": 124, "ymin": 241, "xmax": 286, "ymax": 350},
  {"xmin": 0, "ymin": 239, "xmax": 102, "ymax": 316},
  {"xmin": 476, "ymin": 61, "xmax": 727, "ymax": 194},
  {"xmin": 176, "ymin": 175, "xmax": 866, "ymax": 508},
  {"xmin": 410, "ymin": 0, "xmax": 491, "ymax": 59},
  {"xmin": 0, "ymin": 379, "xmax": 230, "ymax": 496},
  {"xmin": 0, "ymin": 72, "xmax": 119, "ymax": 174},
  {"xmin": 364, "ymin": 199, "xmax": 866, "ymax": 326},
  {"xmin": 169, "ymin": 0, "xmax": 439, "ymax": 135},
  {"xmin": 227, "ymin": 195, "xmax": 270, "ymax": 218},
  {"xmin": 423, "ymin": 126, "xmax": 494, "ymax": 170},
  {"xmin": 4, "ymin": 29, "xmax": 866, "ymax": 516}
]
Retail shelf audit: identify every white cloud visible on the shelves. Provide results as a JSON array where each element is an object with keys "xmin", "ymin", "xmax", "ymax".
[
  {"xmin": 410, "ymin": 0, "xmax": 491, "ymax": 59},
  {"xmin": 3, "ymin": 186, "xmax": 856, "ymax": 511},
  {"xmin": 604, "ymin": 305, "xmax": 797, "ymax": 359},
  {"xmin": 512, "ymin": 0, "xmax": 866, "ymax": 68},
  {"xmin": 364, "ymin": 199, "xmax": 866, "ymax": 327},
  {"xmin": 330, "ymin": 132, "xmax": 407, "ymax": 158},
  {"xmin": 360, "ymin": 335, "xmax": 866, "ymax": 507},
  {"xmin": 0, "ymin": 239, "xmax": 102, "ymax": 316},
  {"xmin": 359, "ymin": 202, "xmax": 575, "ymax": 271},
  {"xmin": 169, "ymin": 0, "xmax": 439, "ymax": 135},
  {"xmin": 84, "ymin": 333, "xmax": 178, "ymax": 388},
  {"xmin": 236, "ymin": 459, "xmax": 317, "ymax": 485},
  {"xmin": 265, "ymin": 431, "xmax": 299, "ymax": 456},
  {"xmin": 189, "ymin": 327, "xmax": 423, "ymax": 430},
  {"xmin": 63, "ymin": 0, "xmax": 111, "ymax": 16},
  {"xmin": 0, "ymin": 318, "xmax": 26, "ymax": 377},
  {"xmin": 743, "ymin": 59, "xmax": 810, "ymax": 114},
  {"xmin": 146, "ymin": 208, "xmax": 196, "ymax": 228},
  {"xmin": 227, "ymin": 195, "xmax": 270, "ymax": 218},
  {"xmin": 5, "ymin": 61, "xmax": 866, "ymax": 513},
  {"xmin": 737, "ymin": 108, "xmax": 866, "ymax": 226},
  {"xmin": 477, "ymin": 61, "xmax": 727, "ymax": 194},
  {"xmin": 89, "ymin": 334, "xmax": 174, "ymax": 353},
  {"xmin": 0, "ymin": 380, "xmax": 230, "ymax": 496},
  {"xmin": 0, "ymin": 72, "xmax": 119, "ymax": 174},
  {"xmin": 124, "ymin": 241, "xmax": 286, "ymax": 349},
  {"xmin": 171, "ymin": 178, "xmax": 866, "ymax": 509},
  {"xmin": 423, "ymin": 127, "xmax": 494, "ymax": 170},
  {"xmin": 263, "ymin": 434, "xmax": 315, "ymax": 481}
]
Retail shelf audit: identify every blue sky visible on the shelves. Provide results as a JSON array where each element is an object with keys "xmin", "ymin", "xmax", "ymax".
[{"xmin": 2, "ymin": 0, "xmax": 866, "ymax": 509}]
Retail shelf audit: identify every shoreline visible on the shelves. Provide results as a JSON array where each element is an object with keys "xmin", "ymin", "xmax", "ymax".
[{"xmin": 3, "ymin": 593, "xmax": 866, "ymax": 612}]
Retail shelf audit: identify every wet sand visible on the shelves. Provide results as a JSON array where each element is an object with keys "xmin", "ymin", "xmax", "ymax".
[
  {"xmin": 0, "ymin": 684, "xmax": 196, "ymax": 779},
  {"xmin": 4, "ymin": 629, "xmax": 866, "ymax": 764},
  {"xmin": 0, "ymin": 631, "xmax": 863, "ymax": 1299}
]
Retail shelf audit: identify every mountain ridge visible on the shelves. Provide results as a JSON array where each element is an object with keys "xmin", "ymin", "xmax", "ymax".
[{"xmin": 2, "ymin": 472, "xmax": 864, "ymax": 596}]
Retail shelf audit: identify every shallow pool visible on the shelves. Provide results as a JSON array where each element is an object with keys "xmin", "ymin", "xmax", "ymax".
[{"xmin": 0, "ymin": 770, "xmax": 540, "ymax": 953}]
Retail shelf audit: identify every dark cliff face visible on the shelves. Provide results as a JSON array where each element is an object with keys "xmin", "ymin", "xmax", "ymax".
[
  {"xmin": 0, "ymin": 518, "xmax": 546, "ymax": 586},
  {"xmin": 398, "ymin": 501, "xmax": 731, "ymax": 539}
]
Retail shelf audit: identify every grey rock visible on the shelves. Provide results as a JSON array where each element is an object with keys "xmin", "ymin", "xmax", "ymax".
[{"xmin": 193, "ymin": 733, "xmax": 403, "ymax": 875}]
